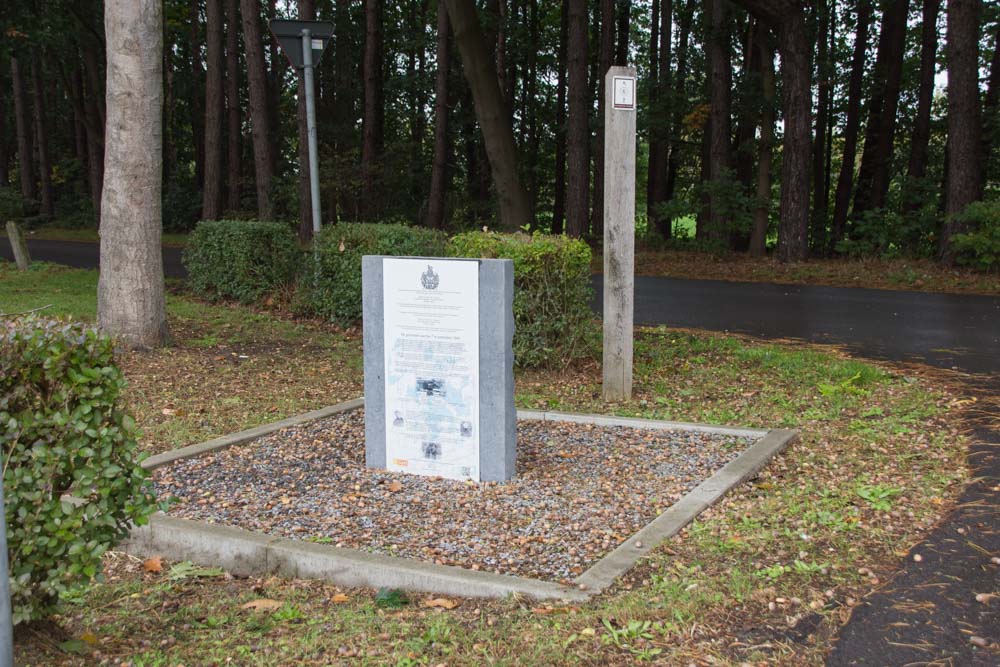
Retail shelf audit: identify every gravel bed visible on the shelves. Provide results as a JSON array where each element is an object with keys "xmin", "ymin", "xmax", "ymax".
[{"xmin": 154, "ymin": 409, "xmax": 753, "ymax": 582}]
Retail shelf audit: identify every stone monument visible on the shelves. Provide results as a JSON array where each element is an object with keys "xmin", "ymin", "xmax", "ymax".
[{"xmin": 362, "ymin": 256, "xmax": 516, "ymax": 482}]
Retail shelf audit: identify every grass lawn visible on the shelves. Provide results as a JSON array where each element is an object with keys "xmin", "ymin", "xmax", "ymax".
[{"xmin": 2, "ymin": 261, "xmax": 975, "ymax": 665}]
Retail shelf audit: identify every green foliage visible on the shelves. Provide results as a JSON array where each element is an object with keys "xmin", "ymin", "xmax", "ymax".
[
  {"xmin": 0, "ymin": 188, "xmax": 33, "ymax": 221},
  {"xmin": 837, "ymin": 205, "xmax": 940, "ymax": 259},
  {"xmin": 950, "ymin": 201, "xmax": 1000, "ymax": 271},
  {"xmin": 0, "ymin": 318, "xmax": 160, "ymax": 624},
  {"xmin": 448, "ymin": 231, "xmax": 595, "ymax": 368},
  {"xmin": 184, "ymin": 220, "xmax": 301, "ymax": 303},
  {"xmin": 855, "ymin": 484, "xmax": 902, "ymax": 511},
  {"xmin": 163, "ymin": 174, "xmax": 203, "ymax": 233},
  {"xmin": 374, "ymin": 587, "xmax": 409, "ymax": 609},
  {"xmin": 296, "ymin": 222, "xmax": 447, "ymax": 325}
]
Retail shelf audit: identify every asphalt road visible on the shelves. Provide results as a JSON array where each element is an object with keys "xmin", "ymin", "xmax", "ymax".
[{"xmin": 4, "ymin": 237, "xmax": 998, "ymax": 376}]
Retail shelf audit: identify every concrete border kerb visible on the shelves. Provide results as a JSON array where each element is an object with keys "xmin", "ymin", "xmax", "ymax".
[{"xmin": 126, "ymin": 398, "xmax": 797, "ymax": 601}]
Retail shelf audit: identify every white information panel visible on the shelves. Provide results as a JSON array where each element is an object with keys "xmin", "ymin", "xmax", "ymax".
[{"xmin": 382, "ymin": 258, "xmax": 480, "ymax": 481}]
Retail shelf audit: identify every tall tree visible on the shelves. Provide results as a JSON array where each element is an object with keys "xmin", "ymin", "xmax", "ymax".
[
  {"xmin": 0, "ymin": 74, "xmax": 8, "ymax": 187},
  {"xmin": 706, "ymin": 0, "xmax": 733, "ymax": 241},
  {"xmin": 565, "ymin": 0, "xmax": 589, "ymax": 237},
  {"xmin": 852, "ymin": 0, "xmax": 910, "ymax": 218},
  {"xmin": 189, "ymin": 0, "xmax": 206, "ymax": 191},
  {"xmin": 30, "ymin": 57, "xmax": 54, "ymax": 219},
  {"xmin": 225, "ymin": 0, "xmax": 242, "ymax": 211},
  {"xmin": 361, "ymin": 0, "xmax": 384, "ymax": 218},
  {"xmin": 979, "ymin": 21, "xmax": 999, "ymax": 191},
  {"xmin": 98, "ymin": 0, "xmax": 168, "ymax": 349},
  {"xmin": 830, "ymin": 0, "xmax": 873, "ymax": 250},
  {"xmin": 552, "ymin": 0, "xmax": 568, "ymax": 234},
  {"xmin": 240, "ymin": 0, "xmax": 275, "ymax": 219},
  {"xmin": 749, "ymin": 37, "xmax": 775, "ymax": 256},
  {"xmin": 203, "ymin": 0, "xmax": 226, "ymax": 220},
  {"xmin": 939, "ymin": 0, "xmax": 982, "ymax": 262},
  {"xmin": 809, "ymin": 0, "xmax": 831, "ymax": 253},
  {"xmin": 734, "ymin": 0, "xmax": 812, "ymax": 262},
  {"xmin": 296, "ymin": 0, "xmax": 317, "ymax": 239},
  {"xmin": 665, "ymin": 0, "xmax": 695, "ymax": 204},
  {"xmin": 903, "ymin": 0, "xmax": 943, "ymax": 210},
  {"xmin": 646, "ymin": 0, "xmax": 663, "ymax": 229},
  {"xmin": 426, "ymin": 0, "xmax": 452, "ymax": 229},
  {"xmin": 615, "ymin": 0, "xmax": 631, "ymax": 65},
  {"xmin": 444, "ymin": 0, "xmax": 531, "ymax": 231},
  {"xmin": 10, "ymin": 56, "xmax": 36, "ymax": 203},
  {"xmin": 592, "ymin": 0, "xmax": 615, "ymax": 238}
]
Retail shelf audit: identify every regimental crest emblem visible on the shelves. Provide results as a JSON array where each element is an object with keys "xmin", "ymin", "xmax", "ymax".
[{"xmin": 420, "ymin": 265, "xmax": 439, "ymax": 290}]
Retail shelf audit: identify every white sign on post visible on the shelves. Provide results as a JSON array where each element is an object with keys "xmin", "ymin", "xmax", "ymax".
[
  {"xmin": 382, "ymin": 258, "xmax": 481, "ymax": 481},
  {"xmin": 612, "ymin": 76, "xmax": 636, "ymax": 110}
]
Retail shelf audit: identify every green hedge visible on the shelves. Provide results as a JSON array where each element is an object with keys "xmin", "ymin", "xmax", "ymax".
[
  {"xmin": 296, "ymin": 222, "xmax": 447, "ymax": 325},
  {"xmin": 183, "ymin": 220, "xmax": 300, "ymax": 303},
  {"xmin": 448, "ymin": 231, "xmax": 594, "ymax": 367},
  {"xmin": 951, "ymin": 201, "xmax": 1000, "ymax": 271},
  {"xmin": 0, "ymin": 318, "xmax": 160, "ymax": 623}
]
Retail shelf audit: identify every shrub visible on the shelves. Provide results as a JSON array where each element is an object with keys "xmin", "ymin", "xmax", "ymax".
[
  {"xmin": 296, "ymin": 222, "xmax": 447, "ymax": 325},
  {"xmin": 184, "ymin": 220, "xmax": 301, "ymax": 303},
  {"xmin": 0, "ymin": 318, "xmax": 160, "ymax": 623},
  {"xmin": 950, "ymin": 201, "xmax": 1000, "ymax": 271},
  {"xmin": 448, "ymin": 231, "xmax": 594, "ymax": 367}
]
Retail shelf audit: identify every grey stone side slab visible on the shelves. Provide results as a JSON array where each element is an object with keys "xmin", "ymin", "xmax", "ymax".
[
  {"xmin": 141, "ymin": 398, "xmax": 364, "ymax": 470},
  {"xmin": 516, "ymin": 409, "xmax": 768, "ymax": 439},
  {"xmin": 477, "ymin": 259, "xmax": 516, "ymax": 481},
  {"xmin": 361, "ymin": 256, "xmax": 386, "ymax": 469},
  {"xmin": 572, "ymin": 428, "xmax": 798, "ymax": 593}
]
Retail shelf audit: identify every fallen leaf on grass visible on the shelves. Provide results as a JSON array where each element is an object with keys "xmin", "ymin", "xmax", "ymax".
[
  {"xmin": 423, "ymin": 597, "xmax": 459, "ymax": 609},
  {"xmin": 143, "ymin": 556, "xmax": 163, "ymax": 573},
  {"xmin": 331, "ymin": 593, "xmax": 350, "ymax": 604},
  {"xmin": 242, "ymin": 599, "xmax": 284, "ymax": 611},
  {"xmin": 388, "ymin": 480, "xmax": 403, "ymax": 493}
]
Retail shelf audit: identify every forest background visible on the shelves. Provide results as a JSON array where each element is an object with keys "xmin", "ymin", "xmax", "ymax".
[{"xmin": 1, "ymin": 0, "xmax": 997, "ymax": 267}]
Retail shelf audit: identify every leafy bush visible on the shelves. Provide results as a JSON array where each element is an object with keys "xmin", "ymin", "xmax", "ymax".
[
  {"xmin": 296, "ymin": 222, "xmax": 447, "ymax": 325},
  {"xmin": 184, "ymin": 220, "xmax": 301, "ymax": 303},
  {"xmin": 448, "ymin": 231, "xmax": 594, "ymax": 367},
  {"xmin": 951, "ymin": 201, "xmax": 1000, "ymax": 271},
  {"xmin": 0, "ymin": 187, "xmax": 33, "ymax": 221},
  {"xmin": 0, "ymin": 318, "xmax": 160, "ymax": 623}
]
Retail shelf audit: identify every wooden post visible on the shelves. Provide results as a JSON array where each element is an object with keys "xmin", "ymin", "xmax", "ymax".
[
  {"xmin": 5, "ymin": 222, "xmax": 31, "ymax": 271},
  {"xmin": 602, "ymin": 65, "xmax": 636, "ymax": 402}
]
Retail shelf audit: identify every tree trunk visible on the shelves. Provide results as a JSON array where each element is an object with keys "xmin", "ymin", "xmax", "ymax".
[
  {"xmin": 592, "ymin": 0, "xmax": 615, "ymax": 238},
  {"xmin": 225, "ymin": 0, "xmax": 242, "ymax": 212},
  {"xmin": 904, "ymin": 0, "xmax": 942, "ymax": 210},
  {"xmin": 426, "ymin": 0, "xmax": 452, "ymax": 229},
  {"xmin": 809, "ymin": 0, "xmax": 831, "ymax": 253},
  {"xmin": 565, "ymin": 0, "xmax": 589, "ymax": 237},
  {"xmin": 98, "ymin": 0, "xmax": 169, "ymax": 349},
  {"xmin": 774, "ymin": 11, "xmax": 811, "ymax": 261},
  {"xmin": 0, "ymin": 80, "xmax": 8, "ymax": 187},
  {"xmin": 978, "ymin": 19, "xmax": 998, "ymax": 192},
  {"xmin": 10, "ymin": 57, "xmax": 36, "ymax": 203},
  {"xmin": 189, "ymin": 0, "xmax": 206, "ymax": 192},
  {"xmin": 749, "ymin": 39, "xmax": 775, "ymax": 256},
  {"xmin": 733, "ymin": 19, "xmax": 760, "ymax": 192},
  {"xmin": 615, "ymin": 0, "xmax": 631, "ymax": 65},
  {"xmin": 296, "ymin": 0, "xmax": 317, "ymax": 239},
  {"xmin": 444, "ymin": 0, "xmax": 532, "ymax": 231},
  {"xmin": 830, "ymin": 0, "xmax": 872, "ymax": 251},
  {"xmin": 552, "ymin": 0, "xmax": 568, "ymax": 234},
  {"xmin": 524, "ymin": 0, "xmax": 541, "ymax": 219},
  {"xmin": 852, "ymin": 0, "xmax": 910, "ymax": 218},
  {"xmin": 203, "ymin": 0, "xmax": 225, "ymax": 220},
  {"xmin": 29, "ymin": 57, "xmax": 54, "ymax": 219},
  {"xmin": 646, "ymin": 0, "xmax": 662, "ymax": 227},
  {"xmin": 665, "ymin": 0, "xmax": 695, "ymax": 203},
  {"xmin": 707, "ymin": 0, "xmax": 733, "ymax": 242},
  {"xmin": 240, "ymin": 0, "xmax": 275, "ymax": 219},
  {"xmin": 939, "ymin": 0, "xmax": 982, "ymax": 262},
  {"xmin": 361, "ymin": 0, "xmax": 384, "ymax": 218}
]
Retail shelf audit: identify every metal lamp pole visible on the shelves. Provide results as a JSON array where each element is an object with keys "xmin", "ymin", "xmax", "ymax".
[{"xmin": 301, "ymin": 28, "xmax": 322, "ymax": 236}]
